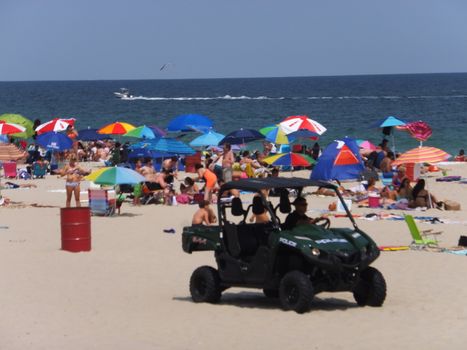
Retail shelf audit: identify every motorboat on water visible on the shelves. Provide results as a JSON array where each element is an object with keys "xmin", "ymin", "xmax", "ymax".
[{"xmin": 114, "ymin": 88, "xmax": 134, "ymax": 99}]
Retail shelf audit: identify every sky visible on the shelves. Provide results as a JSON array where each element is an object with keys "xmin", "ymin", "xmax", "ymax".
[{"xmin": 1, "ymin": 0, "xmax": 467, "ymax": 81}]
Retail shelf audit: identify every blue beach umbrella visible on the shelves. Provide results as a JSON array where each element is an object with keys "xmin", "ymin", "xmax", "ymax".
[
  {"xmin": 130, "ymin": 137, "xmax": 195, "ymax": 155},
  {"xmin": 189, "ymin": 130, "xmax": 225, "ymax": 147},
  {"xmin": 167, "ymin": 114, "xmax": 213, "ymax": 132},
  {"xmin": 36, "ymin": 132, "xmax": 73, "ymax": 151},
  {"xmin": 218, "ymin": 128, "xmax": 265, "ymax": 145},
  {"xmin": 77, "ymin": 128, "xmax": 108, "ymax": 141},
  {"xmin": 127, "ymin": 148, "xmax": 173, "ymax": 159},
  {"xmin": 372, "ymin": 116, "xmax": 407, "ymax": 153}
]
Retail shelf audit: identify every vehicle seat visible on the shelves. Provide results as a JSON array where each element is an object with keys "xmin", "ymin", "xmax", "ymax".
[
  {"xmin": 275, "ymin": 189, "xmax": 291, "ymax": 214},
  {"xmin": 223, "ymin": 222, "xmax": 241, "ymax": 258}
]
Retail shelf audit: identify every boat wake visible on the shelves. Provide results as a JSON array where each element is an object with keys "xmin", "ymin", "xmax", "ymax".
[{"xmin": 119, "ymin": 94, "xmax": 467, "ymax": 101}]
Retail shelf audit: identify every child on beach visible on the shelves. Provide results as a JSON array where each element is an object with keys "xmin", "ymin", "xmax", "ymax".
[{"xmin": 192, "ymin": 200, "xmax": 217, "ymax": 225}]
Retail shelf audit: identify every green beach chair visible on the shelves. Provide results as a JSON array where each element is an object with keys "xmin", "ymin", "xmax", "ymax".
[{"xmin": 404, "ymin": 214, "xmax": 442, "ymax": 248}]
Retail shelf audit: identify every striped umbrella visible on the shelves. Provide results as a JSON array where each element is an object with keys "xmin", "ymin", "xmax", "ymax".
[
  {"xmin": 98, "ymin": 121, "xmax": 136, "ymax": 135},
  {"xmin": 259, "ymin": 124, "xmax": 290, "ymax": 144},
  {"xmin": 35, "ymin": 118, "xmax": 76, "ymax": 134},
  {"xmin": 263, "ymin": 152, "xmax": 316, "ymax": 167},
  {"xmin": 85, "ymin": 166, "xmax": 146, "ymax": 185},
  {"xmin": 392, "ymin": 146, "xmax": 450, "ymax": 165},
  {"xmin": 123, "ymin": 125, "xmax": 157, "ymax": 139},
  {"xmin": 0, "ymin": 121, "xmax": 26, "ymax": 135},
  {"xmin": 279, "ymin": 115, "xmax": 327, "ymax": 135}
]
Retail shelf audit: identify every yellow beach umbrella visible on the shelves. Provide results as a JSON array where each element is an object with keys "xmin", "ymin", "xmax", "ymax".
[
  {"xmin": 392, "ymin": 146, "xmax": 450, "ymax": 165},
  {"xmin": 98, "ymin": 121, "xmax": 136, "ymax": 135}
]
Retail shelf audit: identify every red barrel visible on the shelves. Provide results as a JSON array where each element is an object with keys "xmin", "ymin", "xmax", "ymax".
[{"xmin": 60, "ymin": 207, "xmax": 91, "ymax": 252}]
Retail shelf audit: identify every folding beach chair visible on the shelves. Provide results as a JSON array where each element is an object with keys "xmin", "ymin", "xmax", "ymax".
[
  {"xmin": 404, "ymin": 214, "xmax": 442, "ymax": 248},
  {"xmin": 88, "ymin": 189, "xmax": 116, "ymax": 216},
  {"xmin": 2, "ymin": 162, "xmax": 18, "ymax": 179}
]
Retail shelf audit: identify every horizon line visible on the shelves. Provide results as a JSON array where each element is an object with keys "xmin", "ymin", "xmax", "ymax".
[{"xmin": 1, "ymin": 71, "xmax": 467, "ymax": 83}]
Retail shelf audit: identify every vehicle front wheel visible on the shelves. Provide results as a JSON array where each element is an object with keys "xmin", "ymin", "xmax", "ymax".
[
  {"xmin": 279, "ymin": 271, "xmax": 314, "ymax": 313},
  {"xmin": 189, "ymin": 266, "xmax": 222, "ymax": 303},
  {"xmin": 353, "ymin": 266, "xmax": 387, "ymax": 307}
]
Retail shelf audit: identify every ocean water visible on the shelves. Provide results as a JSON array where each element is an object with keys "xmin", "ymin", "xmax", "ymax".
[{"xmin": 0, "ymin": 73, "xmax": 466, "ymax": 155}]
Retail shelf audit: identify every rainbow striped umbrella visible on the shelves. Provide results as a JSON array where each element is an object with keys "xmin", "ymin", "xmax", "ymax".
[
  {"xmin": 263, "ymin": 152, "xmax": 316, "ymax": 167},
  {"xmin": 392, "ymin": 146, "xmax": 450, "ymax": 165},
  {"xmin": 98, "ymin": 121, "xmax": 136, "ymax": 135},
  {"xmin": 85, "ymin": 166, "xmax": 146, "ymax": 185},
  {"xmin": 259, "ymin": 124, "xmax": 290, "ymax": 144}
]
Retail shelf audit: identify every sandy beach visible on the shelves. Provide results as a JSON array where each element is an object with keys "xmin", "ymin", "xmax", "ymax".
[{"xmin": 1, "ymin": 163, "xmax": 467, "ymax": 350}]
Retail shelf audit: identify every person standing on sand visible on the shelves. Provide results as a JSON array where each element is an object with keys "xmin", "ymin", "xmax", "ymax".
[
  {"xmin": 195, "ymin": 163, "xmax": 217, "ymax": 202},
  {"xmin": 56, "ymin": 156, "xmax": 90, "ymax": 207},
  {"xmin": 221, "ymin": 143, "xmax": 234, "ymax": 183}
]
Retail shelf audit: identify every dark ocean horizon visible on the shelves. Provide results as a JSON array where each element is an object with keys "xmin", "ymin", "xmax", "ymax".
[{"xmin": 0, "ymin": 72, "xmax": 466, "ymax": 156}]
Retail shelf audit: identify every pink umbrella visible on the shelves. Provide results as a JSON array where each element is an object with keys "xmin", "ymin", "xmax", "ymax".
[
  {"xmin": 400, "ymin": 121, "xmax": 432, "ymax": 143},
  {"xmin": 279, "ymin": 115, "xmax": 327, "ymax": 135},
  {"xmin": 357, "ymin": 140, "xmax": 377, "ymax": 151},
  {"xmin": 0, "ymin": 121, "xmax": 26, "ymax": 135},
  {"xmin": 35, "ymin": 118, "xmax": 76, "ymax": 135}
]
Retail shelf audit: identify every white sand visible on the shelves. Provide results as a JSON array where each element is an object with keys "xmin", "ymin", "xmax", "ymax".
[{"xmin": 1, "ymin": 164, "xmax": 467, "ymax": 349}]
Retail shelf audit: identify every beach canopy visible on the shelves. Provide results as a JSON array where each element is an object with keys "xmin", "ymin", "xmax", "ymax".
[
  {"xmin": 263, "ymin": 152, "xmax": 316, "ymax": 167},
  {"xmin": 167, "ymin": 114, "xmax": 213, "ymax": 132},
  {"xmin": 392, "ymin": 146, "xmax": 450, "ymax": 166},
  {"xmin": 0, "ymin": 114, "xmax": 34, "ymax": 138},
  {"xmin": 123, "ymin": 125, "xmax": 158, "ymax": 139},
  {"xmin": 0, "ymin": 143, "xmax": 28, "ymax": 161},
  {"xmin": 85, "ymin": 166, "xmax": 146, "ymax": 185},
  {"xmin": 218, "ymin": 128, "xmax": 265, "ymax": 145},
  {"xmin": 77, "ymin": 128, "xmax": 108, "ymax": 141},
  {"xmin": 35, "ymin": 118, "xmax": 76, "ymax": 135},
  {"xmin": 311, "ymin": 137, "xmax": 364, "ymax": 181},
  {"xmin": 98, "ymin": 121, "xmax": 136, "ymax": 135},
  {"xmin": 189, "ymin": 130, "xmax": 225, "ymax": 147},
  {"xmin": 279, "ymin": 115, "xmax": 327, "ymax": 135},
  {"xmin": 36, "ymin": 132, "xmax": 73, "ymax": 151},
  {"xmin": 0, "ymin": 121, "xmax": 26, "ymax": 135},
  {"xmin": 130, "ymin": 137, "xmax": 195, "ymax": 155}
]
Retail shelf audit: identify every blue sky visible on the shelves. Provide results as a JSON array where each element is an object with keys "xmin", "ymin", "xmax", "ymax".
[{"xmin": 1, "ymin": 0, "xmax": 467, "ymax": 81}]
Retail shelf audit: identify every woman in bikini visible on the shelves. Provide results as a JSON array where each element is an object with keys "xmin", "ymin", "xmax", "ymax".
[
  {"xmin": 57, "ymin": 156, "xmax": 90, "ymax": 207},
  {"xmin": 409, "ymin": 179, "xmax": 440, "ymax": 209}
]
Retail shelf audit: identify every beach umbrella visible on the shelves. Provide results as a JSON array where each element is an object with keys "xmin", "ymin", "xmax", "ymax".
[
  {"xmin": 373, "ymin": 116, "xmax": 407, "ymax": 153},
  {"xmin": 36, "ymin": 131, "xmax": 73, "ymax": 151},
  {"xmin": 123, "ymin": 125, "xmax": 158, "ymax": 139},
  {"xmin": 189, "ymin": 130, "xmax": 225, "ymax": 147},
  {"xmin": 0, "ymin": 143, "xmax": 28, "ymax": 161},
  {"xmin": 85, "ymin": 166, "xmax": 146, "ymax": 185},
  {"xmin": 279, "ymin": 115, "xmax": 327, "ymax": 135},
  {"xmin": 397, "ymin": 121, "xmax": 432, "ymax": 146},
  {"xmin": 356, "ymin": 139, "xmax": 377, "ymax": 151},
  {"xmin": 0, "ymin": 114, "xmax": 34, "ymax": 138},
  {"xmin": 167, "ymin": 114, "xmax": 213, "ymax": 132},
  {"xmin": 218, "ymin": 128, "xmax": 265, "ymax": 145},
  {"xmin": 130, "ymin": 137, "xmax": 195, "ymax": 155},
  {"xmin": 260, "ymin": 124, "xmax": 290, "ymax": 144},
  {"xmin": 148, "ymin": 125, "xmax": 167, "ymax": 137},
  {"xmin": 98, "ymin": 121, "xmax": 136, "ymax": 135},
  {"xmin": 392, "ymin": 146, "xmax": 450, "ymax": 166},
  {"xmin": 127, "ymin": 148, "xmax": 173, "ymax": 159},
  {"xmin": 0, "ymin": 121, "xmax": 26, "ymax": 135},
  {"xmin": 35, "ymin": 118, "xmax": 76, "ymax": 135},
  {"xmin": 263, "ymin": 152, "xmax": 316, "ymax": 167},
  {"xmin": 77, "ymin": 128, "xmax": 108, "ymax": 141}
]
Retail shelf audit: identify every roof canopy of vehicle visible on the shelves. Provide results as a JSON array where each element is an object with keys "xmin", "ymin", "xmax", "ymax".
[{"xmin": 219, "ymin": 177, "xmax": 337, "ymax": 193}]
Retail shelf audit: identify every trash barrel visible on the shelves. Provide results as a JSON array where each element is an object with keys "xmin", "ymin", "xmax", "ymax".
[{"xmin": 60, "ymin": 207, "xmax": 91, "ymax": 252}]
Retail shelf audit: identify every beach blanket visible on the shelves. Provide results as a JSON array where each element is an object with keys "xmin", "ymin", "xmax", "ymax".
[{"xmin": 436, "ymin": 176, "xmax": 461, "ymax": 182}]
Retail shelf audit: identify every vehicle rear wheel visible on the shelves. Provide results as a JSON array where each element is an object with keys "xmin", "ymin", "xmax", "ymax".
[
  {"xmin": 279, "ymin": 271, "xmax": 314, "ymax": 313},
  {"xmin": 353, "ymin": 266, "xmax": 387, "ymax": 307},
  {"xmin": 263, "ymin": 288, "xmax": 279, "ymax": 298},
  {"xmin": 189, "ymin": 266, "xmax": 222, "ymax": 303}
]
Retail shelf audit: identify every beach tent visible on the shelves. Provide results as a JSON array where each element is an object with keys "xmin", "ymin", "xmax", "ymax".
[{"xmin": 310, "ymin": 137, "xmax": 364, "ymax": 181}]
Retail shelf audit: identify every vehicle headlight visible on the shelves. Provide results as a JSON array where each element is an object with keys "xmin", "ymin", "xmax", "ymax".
[{"xmin": 311, "ymin": 248, "xmax": 321, "ymax": 256}]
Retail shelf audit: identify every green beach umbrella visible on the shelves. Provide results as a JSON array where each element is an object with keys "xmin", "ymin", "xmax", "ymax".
[
  {"xmin": 123, "ymin": 125, "xmax": 157, "ymax": 139},
  {"xmin": 0, "ymin": 113, "xmax": 34, "ymax": 138}
]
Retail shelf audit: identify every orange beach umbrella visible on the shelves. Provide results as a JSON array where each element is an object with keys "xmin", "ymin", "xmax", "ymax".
[
  {"xmin": 98, "ymin": 121, "xmax": 136, "ymax": 135},
  {"xmin": 392, "ymin": 146, "xmax": 450, "ymax": 166}
]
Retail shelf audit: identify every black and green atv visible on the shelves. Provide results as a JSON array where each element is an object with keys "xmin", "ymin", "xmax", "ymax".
[{"xmin": 182, "ymin": 177, "xmax": 386, "ymax": 313}]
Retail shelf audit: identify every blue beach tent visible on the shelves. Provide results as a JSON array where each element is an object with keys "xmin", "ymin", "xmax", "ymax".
[{"xmin": 310, "ymin": 137, "xmax": 364, "ymax": 181}]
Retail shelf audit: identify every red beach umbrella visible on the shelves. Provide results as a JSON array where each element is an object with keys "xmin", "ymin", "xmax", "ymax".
[
  {"xmin": 0, "ymin": 121, "xmax": 26, "ymax": 135},
  {"xmin": 279, "ymin": 115, "xmax": 327, "ymax": 135},
  {"xmin": 35, "ymin": 118, "xmax": 76, "ymax": 135}
]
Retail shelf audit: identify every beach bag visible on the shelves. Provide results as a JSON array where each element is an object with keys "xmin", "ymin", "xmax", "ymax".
[
  {"xmin": 444, "ymin": 200, "xmax": 461, "ymax": 211},
  {"xmin": 176, "ymin": 193, "xmax": 190, "ymax": 204},
  {"xmin": 18, "ymin": 169, "xmax": 31, "ymax": 180}
]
